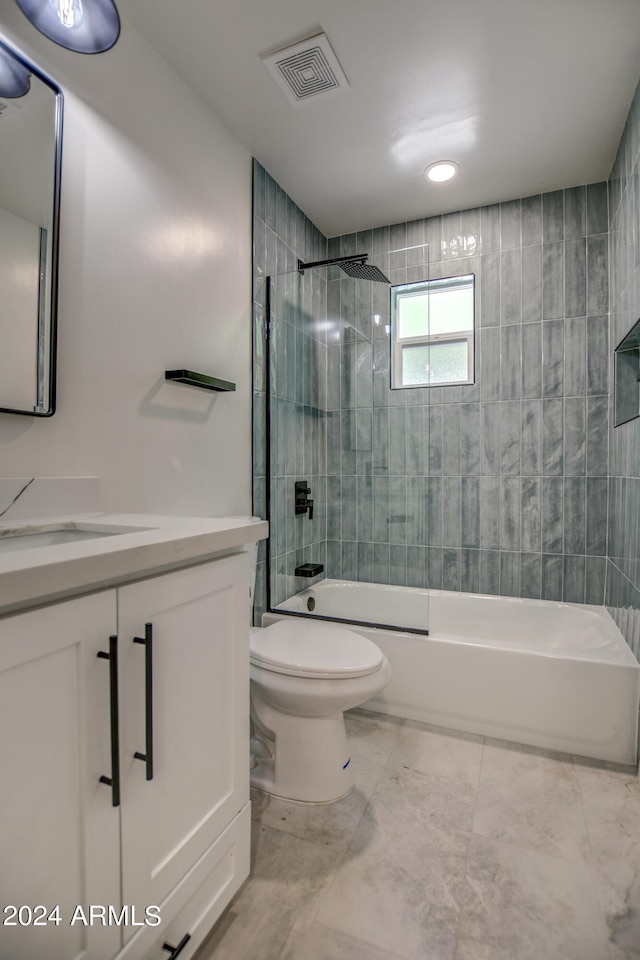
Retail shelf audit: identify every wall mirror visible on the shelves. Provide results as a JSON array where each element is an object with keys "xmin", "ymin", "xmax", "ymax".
[{"xmin": 0, "ymin": 37, "xmax": 62, "ymax": 417}]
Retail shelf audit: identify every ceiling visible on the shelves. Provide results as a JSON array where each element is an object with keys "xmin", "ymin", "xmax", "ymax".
[{"xmin": 119, "ymin": 0, "xmax": 640, "ymax": 237}]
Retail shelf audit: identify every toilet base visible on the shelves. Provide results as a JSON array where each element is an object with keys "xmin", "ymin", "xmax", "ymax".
[{"xmin": 250, "ymin": 687, "xmax": 355, "ymax": 802}]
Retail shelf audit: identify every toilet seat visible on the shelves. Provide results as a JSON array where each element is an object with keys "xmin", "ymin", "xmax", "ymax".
[{"xmin": 250, "ymin": 619, "xmax": 383, "ymax": 679}]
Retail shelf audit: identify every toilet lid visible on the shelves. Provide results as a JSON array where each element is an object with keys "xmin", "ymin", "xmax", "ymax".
[{"xmin": 250, "ymin": 619, "xmax": 383, "ymax": 679}]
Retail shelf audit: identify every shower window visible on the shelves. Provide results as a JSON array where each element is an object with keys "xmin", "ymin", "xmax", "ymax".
[{"xmin": 391, "ymin": 273, "xmax": 475, "ymax": 388}]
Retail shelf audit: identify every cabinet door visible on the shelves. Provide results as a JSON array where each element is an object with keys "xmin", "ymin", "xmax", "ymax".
[
  {"xmin": 0, "ymin": 592, "xmax": 121, "ymax": 960},
  {"xmin": 118, "ymin": 554, "xmax": 249, "ymax": 919}
]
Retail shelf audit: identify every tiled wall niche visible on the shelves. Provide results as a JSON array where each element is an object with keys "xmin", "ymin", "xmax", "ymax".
[{"xmin": 607, "ymin": 77, "xmax": 640, "ymax": 659}]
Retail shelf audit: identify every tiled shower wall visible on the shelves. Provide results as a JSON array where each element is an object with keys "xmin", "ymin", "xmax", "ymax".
[
  {"xmin": 326, "ymin": 188, "xmax": 610, "ymax": 603},
  {"xmin": 252, "ymin": 160, "xmax": 330, "ymax": 621},
  {"xmin": 253, "ymin": 161, "xmax": 611, "ymax": 613},
  {"xmin": 607, "ymin": 77, "xmax": 640, "ymax": 658}
]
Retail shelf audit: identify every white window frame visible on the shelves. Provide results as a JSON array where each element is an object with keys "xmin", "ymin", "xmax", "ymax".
[{"xmin": 391, "ymin": 273, "xmax": 476, "ymax": 389}]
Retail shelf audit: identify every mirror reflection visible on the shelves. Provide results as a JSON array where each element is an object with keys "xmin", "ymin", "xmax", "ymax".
[{"xmin": 0, "ymin": 38, "xmax": 62, "ymax": 416}]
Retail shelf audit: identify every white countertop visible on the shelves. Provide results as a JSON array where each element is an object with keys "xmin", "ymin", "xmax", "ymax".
[{"xmin": 0, "ymin": 513, "xmax": 268, "ymax": 617}]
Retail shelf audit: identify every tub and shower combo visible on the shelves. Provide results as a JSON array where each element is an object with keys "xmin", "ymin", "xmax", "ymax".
[
  {"xmin": 261, "ymin": 248, "xmax": 640, "ymax": 769},
  {"xmin": 268, "ymin": 580, "xmax": 640, "ymax": 766}
]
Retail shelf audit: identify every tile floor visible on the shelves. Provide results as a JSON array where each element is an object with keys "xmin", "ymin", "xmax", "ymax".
[{"xmin": 196, "ymin": 710, "xmax": 640, "ymax": 960}]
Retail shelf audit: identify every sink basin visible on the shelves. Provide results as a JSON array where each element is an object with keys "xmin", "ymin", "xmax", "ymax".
[{"xmin": 0, "ymin": 521, "xmax": 150, "ymax": 554}]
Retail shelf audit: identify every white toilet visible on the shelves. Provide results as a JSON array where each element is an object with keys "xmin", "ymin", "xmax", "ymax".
[{"xmin": 244, "ymin": 538, "xmax": 391, "ymax": 803}]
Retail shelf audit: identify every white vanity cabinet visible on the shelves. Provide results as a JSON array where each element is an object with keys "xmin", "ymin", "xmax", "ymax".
[
  {"xmin": 0, "ymin": 590, "xmax": 121, "ymax": 960},
  {"xmin": 0, "ymin": 552, "xmax": 250, "ymax": 960}
]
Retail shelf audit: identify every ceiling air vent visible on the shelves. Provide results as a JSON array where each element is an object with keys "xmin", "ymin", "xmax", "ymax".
[{"xmin": 262, "ymin": 33, "xmax": 349, "ymax": 106}]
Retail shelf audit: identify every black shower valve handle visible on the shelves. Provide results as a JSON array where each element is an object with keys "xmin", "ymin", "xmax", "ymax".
[{"xmin": 307, "ymin": 499, "xmax": 314, "ymax": 520}]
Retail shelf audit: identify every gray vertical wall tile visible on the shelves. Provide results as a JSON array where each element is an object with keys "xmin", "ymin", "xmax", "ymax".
[
  {"xmin": 481, "ymin": 402, "xmax": 501, "ymax": 475},
  {"xmin": 522, "ymin": 323, "xmax": 543, "ymax": 398},
  {"xmin": 563, "ymin": 555, "xmax": 586, "ymax": 603},
  {"xmin": 500, "ymin": 325, "xmax": 522, "ymax": 400},
  {"xmin": 541, "ymin": 555, "xmax": 563, "ymax": 601},
  {"xmin": 500, "ymin": 478, "xmax": 521, "ymax": 551},
  {"xmin": 389, "ymin": 406, "xmax": 407, "ymax": 475},
  {"xmin": 461, "ymin": 478, "xmax": 480, "ymax": 548},
  {"xmin": 585, "ymin": 556, "xmax": 606, "ymax": 605},
  {"xmin": 521, "ymin": 399, "xmax": 542, "ymax": 475},
  {"xmin": 586, "ymin": 477, "xmax": 608, "ymax": 556},
  {"xmin": 481, "ymin": 204, "xmax": 501, "ymax": 253},
  {"xmin": 480, "ymin": 326, "xmax": 501, "ymax": 401},
  {"xmin": 500, "ymin": 401, "xmax": 521, "ymax": 475},
  {"xmin": 542, "ymin": 477, "xmax": 564, "ymax": 553},
  {"xmin": 586, "ymin": 396, "xmax": 609, "ymax": 476},
  {"xmin": 480, "ymin": 253, "xmax": 500, "ymax": 325},
  {"xmin": 543, "ymin": 191, "xmax": 564, "ymax": 242},
  {"xmin": 479, "ymin": 476, "xmax": 501, "ymax": 550},
  {"xmin": 406, "ymin": 545, "xmax": 426, "ymax": 589},
  {"xmin": 500, "ymin": 551, "xmax": 521, "ymax": 596},
  {"xmin": 373, "ymin": 542, "xmax": 390, "ymax": 585},
  {"xmin": 501, "ymin": 199, "xmax": 521, "ymax": 249},
  {"xmin": 480, "ymin": 549, "xmax": 500, "ymax": 595},
  {"xmin": 389, "ymin": 477, "xmax": 407, "ymax": 544},
  {"xmin": 587, "ymin": 182, "xmax": 608, "ymax": 236},
  {"xmin": 521, "ymin": 477, "xmax": 542, "ymax": 553},
  {"xmin": 461, "ymin": 403, "xmax": 481, "ymax": 474},
  {"xmin": 564, "ymin": 186, "xmax": 586, "ymax": 240},
  {"xmin": 564, "ymin": 239, "xmax": 586, "ymax": 317},
  {"xmin": 564, "ymin": 477, "xmax": 586, "ymax": 555},
  {"xmin": 342, "ymin": 540, "xmax": 357, "ymax": 580},
  {"xmin": 564, "ymin": 317, "xmax": 586, "ymax": 396},
  {"xmin": 521, "ymin": 195, "xmax": 542, "ymax": 246},
  {"xmin": 542, "ymin": 320, "xmax": 564, "ymax": 397},
  {"xmin": 357, "ymin": 541, "xmax": 373, "ymax": 582},
  {"xmin": 427, "ymin": 477, "xmax": 443, "ymax": 547},
  {"xmin": 407, "ymin": 405, "xmax": 426, "ymax": 475},
  {"xmin": 356, "ymin": 475, "xmax": 373, "ymax": 542},
  {"xmin": 389, "ymin": 544, "xmax": 407, "ymax": 586},
  {"xmin": 522, "ymin": 245, "xmax": 542, "ymax": 323},
  {"xmin": 587, "ymin": 234, "xmax": 609, "ymax": 316},
  {"xmin": 442, "ymin": 404, "xmax": 461, "ymax": 475},
  {"xmin": 442, "ymin": 549, "xmax": 461, "ymax": 591},
  {"xmin": 586, "ymin": 316, "xmax": 608, "ymax": 395},
  {"xmin": 460, "ymin": 549, "xmax": 480, "ymax": 594},
  {"xmin": 407, "ymin": 477, "xmax": 426, "ymax": 545},
  {"xmin": 500, "ymin": 250, "xmax": 522, "ymax": 324},
  {"xmin": 442, "ymin": 477, "xmax": 461, "ymax": 547},
  {"xmin": 428, "ymin": 405, "xmax": 443, "ymax": 474},
  {"xmin": 563, "ymin": 398, "xmax": 586, "ymax": 476},
  {"xmin": 520, "ymin": 553, "xmax": 542, "ymax": 599},
  {"xmin": 543, "ymin": 243, "xmax": 564, "ymax": 320}
]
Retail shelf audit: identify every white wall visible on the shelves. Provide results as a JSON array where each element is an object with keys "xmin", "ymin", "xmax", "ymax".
[{"xmin": 0, "ymin": 9, "xmax": 253, "ymax": 517}]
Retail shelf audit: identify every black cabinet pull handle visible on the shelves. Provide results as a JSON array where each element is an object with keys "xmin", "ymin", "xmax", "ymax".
[
  {"xmin": 133, "ymin": 622, "xmax": 154, "ymax": 781},
  {"xmin": 162, "ymin": 934, "xmax": 191, "ymax": 958},
  {"xmin": 97, "ymin": 635, "xmax": 120, "ymax": 807}
]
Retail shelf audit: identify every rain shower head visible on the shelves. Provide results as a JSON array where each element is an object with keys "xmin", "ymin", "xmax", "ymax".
[
  {"xmin": 297, "ymin": 254, "xmax": 390, "ymax": 284},
  {"xmin": 339, "ymin": 259, "xmax": 390, "ymax": 283}
]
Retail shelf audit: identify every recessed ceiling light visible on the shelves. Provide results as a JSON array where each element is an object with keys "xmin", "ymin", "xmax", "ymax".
[{"xmin": 424, "ymin": 161, "xmax": 459, "ymax": 183}]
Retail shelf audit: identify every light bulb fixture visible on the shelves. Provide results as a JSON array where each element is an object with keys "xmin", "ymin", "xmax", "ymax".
[
  {"xmin": 15, "ymin": 0, "xmax": 120, "ymax": 54},
  {"xmin": 424, "ymin": 161, "xmax": 459, "ymax": 183},
  {"xmin": 0, "ymin": 46, "xmax": 31, "ymax": 97}
]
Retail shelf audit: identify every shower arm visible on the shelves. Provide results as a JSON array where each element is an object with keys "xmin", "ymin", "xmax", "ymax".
[{"xmin": 297, "ymin": 254, "xmax": 367, "ymax": 274}]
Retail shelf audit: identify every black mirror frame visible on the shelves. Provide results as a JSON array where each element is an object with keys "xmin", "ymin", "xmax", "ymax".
[{"xmin": 0, "ymin": 37, "xmax": 63, "ymax": 418}]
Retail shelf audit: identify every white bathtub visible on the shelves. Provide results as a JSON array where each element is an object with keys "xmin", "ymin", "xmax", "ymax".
[{"xmin": 264, "ymin": 579, "xmax": 640, "ymax": 766}]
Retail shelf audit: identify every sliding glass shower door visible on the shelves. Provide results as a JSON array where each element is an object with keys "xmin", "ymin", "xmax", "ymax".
[{"xmin": 266, "ymin": 243, "xmax": 430, "ymax": 634}]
